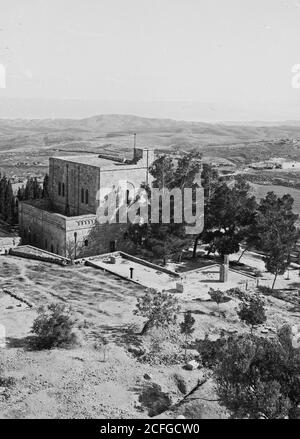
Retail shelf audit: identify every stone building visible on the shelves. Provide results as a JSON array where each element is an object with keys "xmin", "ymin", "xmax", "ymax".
[{"xmin": 19, "ymin": 148, "xmax": 155, "ymax": 258}]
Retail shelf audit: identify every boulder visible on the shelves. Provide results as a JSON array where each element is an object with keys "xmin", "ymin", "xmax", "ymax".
[
  {"xmin": 185, "ymin": 360, "xmax": 199, "ymax": 371},
  {"xmin": 128, "ymin": 345, "xmax": 145, "ymax": 357}
]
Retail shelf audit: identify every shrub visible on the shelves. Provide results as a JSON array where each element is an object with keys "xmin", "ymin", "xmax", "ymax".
[
  {"xmin": 195, "ymin": 334, "xmax": 227, "ymax": 368},
  {"xmin": 139, "ymin": 326, "xmax": 193, "ymax": 366},
  {"xmin": 134, "ymin": 290, "xmax": 180, "ymax": 335},
  {"xmin": 257, "ymin": 285, "xmax": 273, "ymax": 296},
  {"xmin": 237, "ymin": 294, "xmax": 266, "ymax": 333},
  {"xmin": 0, "ymin": 360, "xmax": 16, "ymax": 395},
  {"xmin": 180, "ymin": 311, "xmax": 195, "ymax": 359},
  {"xmin": 208, "ymin": 289, "xmax": 226, "ymax": 316},
  {"xmin": 226, "ymin": 287, "xmax": 250, "ymax": 301},
  {"xmin": 139, "ymin": 383, "xmax": 172, "ymax": 417},
  {"xmin": 0, "ymin": 376, "xmax": 16, "ymax": 387},
  {"xmin": 215, "ymin": 331, "xmax": 300, "ymax": 419},
  {"xmin": 31, "ymin": 303, "xmax": 78, "ymax": 349}
]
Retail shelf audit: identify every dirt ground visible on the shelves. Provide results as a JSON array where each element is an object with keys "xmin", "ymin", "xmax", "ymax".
[{"xmin": 0, "ymin": 253, "xmax": 299, "ymax": 419}]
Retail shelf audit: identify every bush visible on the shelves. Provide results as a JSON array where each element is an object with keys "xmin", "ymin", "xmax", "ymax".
[
  {"xmin": 226, "ymin": 287, "xmax": 250, "ymax": 301},
  {"xmin": 177, "ymin": 400, "xmax": 213, "ymax": 419},
  {"xmin": 237, "ymin": 294, "xmax": 266, "ymax": 332},
  {"xmin": 0, "ymin": 375, "xmax": 16, "ymax": 387},
  {"xmin": 139, "ymin": 326, "xmax": 194, "ymax": 366},
  {"xmin": 257, "ymin": 285, "xmax": 273, "ymax": 296},
  {"xmin": 214, "ymin": 329, "xmax": 300, "ymax": 419},
  {"xmin": 195, "ymin": 334, "xmax": 227, "ymax": 368},
  {"xmin": 139, "ymin": 383, "xmax": 172, "ymax": 417},
  {"xmin": 134, "ymin": 290, "xmax": 180, "ymax": 335},
  {"xmin": 31, "ymin": 303, "xmax": 78, "ymax": 349},
  {"xmin": 0, "ymin": 360, "xmax": 16, "ymax": 397}
]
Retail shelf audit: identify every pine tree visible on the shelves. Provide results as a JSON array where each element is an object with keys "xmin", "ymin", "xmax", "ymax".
[
  {"xmin": 252, "ymin": 192, "xmax": 298, "ymax": 289},
  {"xmin": 42, "ymin": 174, "xmax": 50, "ymax": 199}
]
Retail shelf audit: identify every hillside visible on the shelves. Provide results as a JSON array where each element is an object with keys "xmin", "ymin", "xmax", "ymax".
[
  {"xmin": 2, "ymin": 114, "xmax": 300, "ymax": 143},
  {"xmin": 1, "ymin": 114, "xmax": 300, "ymax": 180}
]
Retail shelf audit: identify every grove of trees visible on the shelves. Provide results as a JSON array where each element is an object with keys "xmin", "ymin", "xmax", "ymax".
[
  {"xmin": 126, "ymin": 151, "xmax": 202, "ymax": 265},
  {"xmin": 0, "ymin": 173, "xmax": 49, "ymax": 225},
  {"xmin": 126, "ymin": 153, "xmax": 299, "ymax": 286}
]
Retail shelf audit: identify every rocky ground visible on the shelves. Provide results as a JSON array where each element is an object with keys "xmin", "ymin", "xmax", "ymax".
[{"xmin": 0, "ymin": 251, "xmax": 299, "ymax": 419}]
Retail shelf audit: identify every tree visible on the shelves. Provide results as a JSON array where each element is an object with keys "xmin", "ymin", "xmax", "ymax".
[
  {"xmin": 127, "ymin": 152, "xmax": 202, "ymax": 265},
  {"xmin": 251, "ymin": 192, "xmax": 298, "ymax": 289},
  {"xmin": 170, "ymin": 150, "xmax": 203, "ymax": 190},
  {"xmin": 215, "ymin": 329, "xmax": 300, "ymax": 419},
  {"xmin": 31, "ymin": 303, "xmax": 78, "ymax": 349},
  {"xmin": 0, "ymin": 176, "xmax": 18, "ymax": 225},
  {"xmin": 134, "ymin": 290, "xmax": 180, "ymax": 335},
  {"xmin": 265, "ymin": 248, "xmax": 290, "ymax": 290},
  {"xmin": 237, "ymin": 295, "xmax": 266, "ymax": 333},
  {"xmin": 180, "ymin": 310, "xmax": 195, "ymax": 359},
  {"xmin": 149, "ymin": 154, "xmax": 175, "ymax": 190},
  {"xmin": 203, "ymin": 177, "xmax": 257, "ymax": 260},
  {"xmin": 201, "ymin": 163, "xmax": 220, "ymax": 203},
  {"xmin": 192, "ymin": 164, "xmax": 221, "ymax": 257},
  {"xmin": 42, "ymin": 174, "xmax": 50, "ymax": 199},
  {"xmin": 23, "ymin": 177, "xmax": 42, "ymax": 200},
  {"xmin": 208, "ymin": 288, "xmax": 226, "ymax": 316}
]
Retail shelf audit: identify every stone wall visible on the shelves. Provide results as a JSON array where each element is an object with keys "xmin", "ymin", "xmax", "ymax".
[
  {"xmin": 19, "ymin": 201, "xmax": 131, "ymax": 258},
  {"xmin": 19, "ymin": 202, "xmax": 67, "ymax": 255},
  {"xmin": 99, "ymin": 165, "xmax": 152, "ymax": 196},
  {"xmin": 49, "ymin": 158, "xmax": 100, "ymax": 216},
  {"xmin": 49, "ymin": 156, "xmax": 153, "ymax": 218},
  {"xmin": 65, "ymin": 218, "xmax": 129, "ymax": 259}
]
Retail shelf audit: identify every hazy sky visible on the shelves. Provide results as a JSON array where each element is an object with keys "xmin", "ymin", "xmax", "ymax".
[{"xmin": 1, "ymin": 0, "xmax": 300, "ymax": 120}]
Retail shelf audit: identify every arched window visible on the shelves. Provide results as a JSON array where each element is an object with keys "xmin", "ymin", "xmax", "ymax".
[
  {"xmin": 126, "ymin": 189, "xmax": 130, "ymax": 205},
  {"xmin": 62, "ymin": 183, "xmax": 65, "ymax": 197},
  {"xmin": 81, "ymin": 188, "xmax": 84, "ymax": 203},
  {"xmin": 85, "ymin": 189, "xmax": 89, "ymax": 204},
  {"xmin": 84, "ymin": 239, "xmax": 89, "ymax": 247},
  {"xmin": 58, "ymin": 182, "xmax": 61, "ymax": 196}
]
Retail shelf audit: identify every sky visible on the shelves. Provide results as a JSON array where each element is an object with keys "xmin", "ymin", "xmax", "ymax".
[{"xmin": 1, "ymin": 0, "xmax": 300, "ymax": 120}]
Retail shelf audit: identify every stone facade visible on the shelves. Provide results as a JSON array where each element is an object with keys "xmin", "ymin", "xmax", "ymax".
[{"xmin": 19, "ymin": 148, "xmax": 155, "ymax": 258}]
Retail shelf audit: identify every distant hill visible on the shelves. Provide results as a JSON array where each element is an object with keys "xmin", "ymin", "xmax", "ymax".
[
  {"xmin": 2, "ymin": 113, "xmax": 300, "ymax": 141},
  {"xmin": 1, "ymin": 114, "xmax": 300, "ymax": 166}
]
